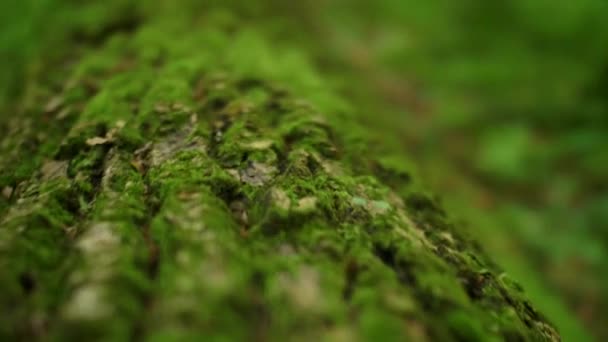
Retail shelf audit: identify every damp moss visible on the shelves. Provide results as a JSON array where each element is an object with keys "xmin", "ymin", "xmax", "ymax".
[{"xmin": 0, "ymin": 2, "xmax": 561, "ymax": 341}]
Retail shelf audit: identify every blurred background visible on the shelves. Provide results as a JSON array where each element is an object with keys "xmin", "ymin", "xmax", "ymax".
[
  {"xmin": 2, "ymin": 1, "xmax": 607, "ymax": 340},
  {"xmin": 313, "ymin": 2, "xmax": 608, "ymax": 341}
]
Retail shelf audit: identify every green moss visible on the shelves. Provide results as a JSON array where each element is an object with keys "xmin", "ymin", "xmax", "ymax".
[
  {"xmin": 0, "ymin": 2, "xmax": 561, "ymax": 341},
  {"xmin": 359, "ymin": 308, "xmax": 408, "ymax": 342}
]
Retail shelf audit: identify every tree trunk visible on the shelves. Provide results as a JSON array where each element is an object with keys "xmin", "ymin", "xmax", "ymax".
[{"xmin": 0, "ymin": 2, "xmax": 559, "ymax": 341}]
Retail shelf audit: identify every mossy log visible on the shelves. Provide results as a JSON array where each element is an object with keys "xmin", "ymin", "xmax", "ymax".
[{"xmin": 0, "ymin": 2, "xmax": 559, "ymax": 341}]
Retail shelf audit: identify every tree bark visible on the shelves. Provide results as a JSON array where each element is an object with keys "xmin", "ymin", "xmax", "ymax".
[{"xmin": 0, "ymin": 2, "xmax": 559, "ymax": 341}]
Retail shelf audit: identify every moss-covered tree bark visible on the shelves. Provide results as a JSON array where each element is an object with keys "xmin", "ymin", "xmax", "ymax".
[{"xmin": 0, "ymin": 2, "xmax": 560, "ymax": 341}]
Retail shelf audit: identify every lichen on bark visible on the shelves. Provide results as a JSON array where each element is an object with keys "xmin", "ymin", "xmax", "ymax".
[{"xmin": 0, "ymin": 2, "xmax": 560, "ymax": 341}]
